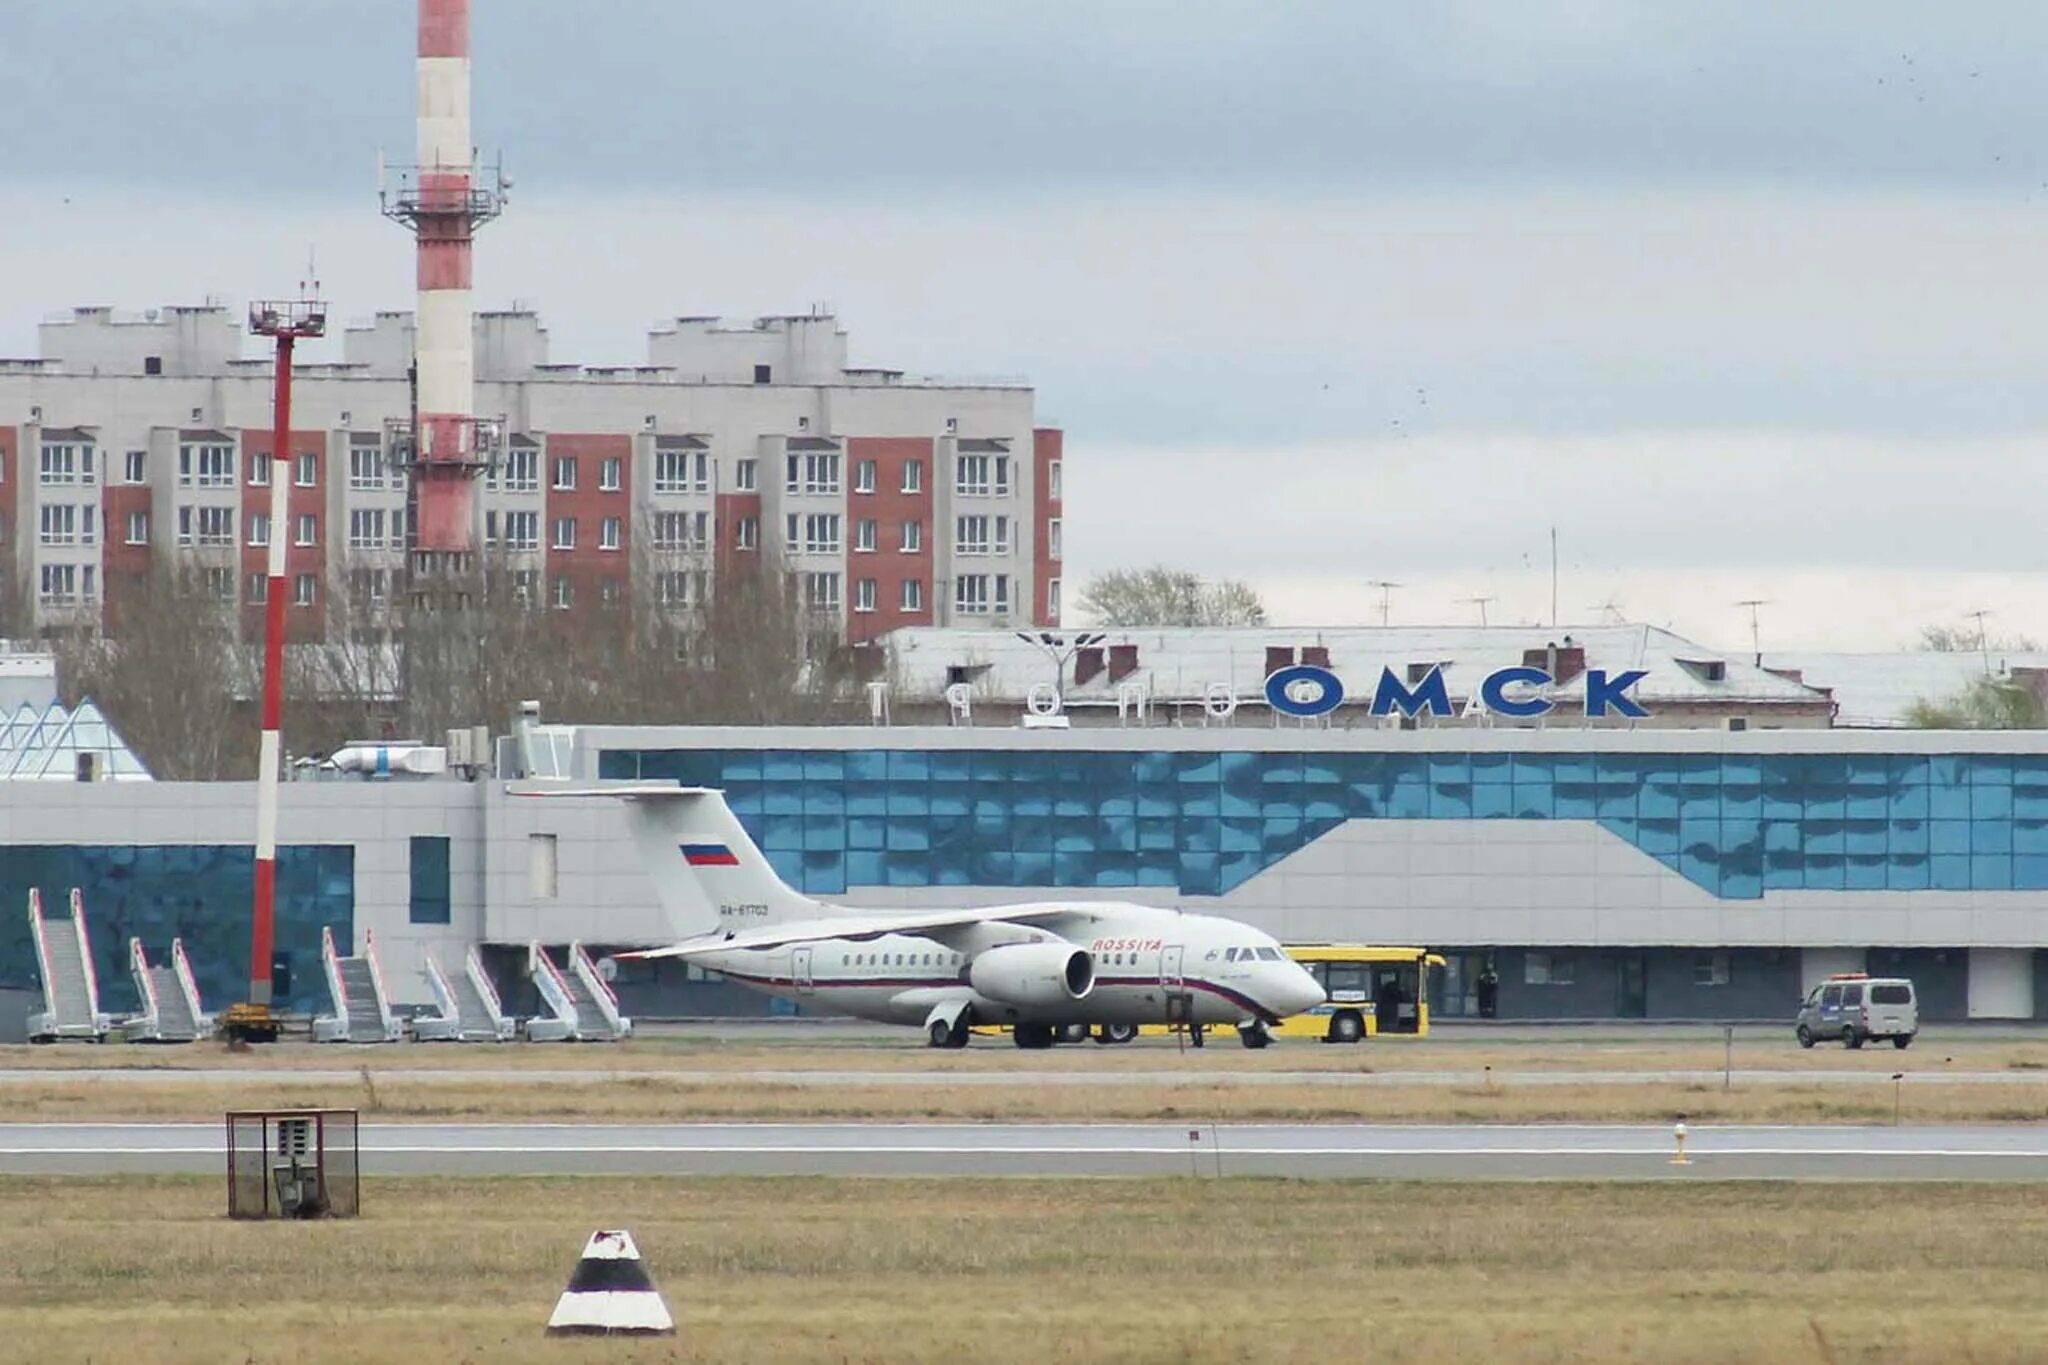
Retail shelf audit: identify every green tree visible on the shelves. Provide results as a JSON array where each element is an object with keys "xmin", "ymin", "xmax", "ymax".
[
  {"xmin": 1902, "ymin": 676, "xmax": 2046, "ymax": 730},
  {"xmin": 1077, "ymin": 566, "xmax": 1267, "ymax": 627},
  {"xmin": 1915, "ymin": 624, "xmax": 2042, "ymax": 653}
]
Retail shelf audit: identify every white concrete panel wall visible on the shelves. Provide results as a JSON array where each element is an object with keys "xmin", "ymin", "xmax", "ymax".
[{"xmin": 1801, "ymin": 947, "xmax": 1867, "ymax": 992}]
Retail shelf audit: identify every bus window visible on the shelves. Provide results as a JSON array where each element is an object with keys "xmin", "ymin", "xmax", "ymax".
[{"xmin": 1327, "ymin": 964, "xmax": 1368, "ymax": 997}]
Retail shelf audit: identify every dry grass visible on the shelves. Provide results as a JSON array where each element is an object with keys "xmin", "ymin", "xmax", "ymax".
[
  {"xmin": 2, "ymin": 1176, "xmax": 2047, "ymax": 1363},
  {"xmin": 5, "ymin": 1032, "xmax": 2045, "ymax": 1075},
  {"xmin": 10, "ymin": 1072, "xmax": 2048, "ymax": 1125}
]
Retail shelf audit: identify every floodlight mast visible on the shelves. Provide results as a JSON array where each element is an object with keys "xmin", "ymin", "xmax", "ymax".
[{"xmin": 227, "ymin": 297, "xmax": 327, "ymax": 1042}]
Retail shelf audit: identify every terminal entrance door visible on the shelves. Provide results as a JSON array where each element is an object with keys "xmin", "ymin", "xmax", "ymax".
[{"xmin": 1616, "ymin": 955, "xmax": 1648, "ymax": 1018}]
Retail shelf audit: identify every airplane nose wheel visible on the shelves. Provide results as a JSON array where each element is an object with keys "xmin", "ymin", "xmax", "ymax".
[{"xmin": 1237, "ymin": 1022, "xmax": 1273, "ymax": 1049}]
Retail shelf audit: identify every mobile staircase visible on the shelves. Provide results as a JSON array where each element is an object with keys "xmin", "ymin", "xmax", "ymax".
[
  {"xmin": 27, "ymin": 888, "xmax": 110, "ymax": 1043},
  {"xmin": 312, "ymin": 926, "xmax": 403, "ymax": 1043},
  {"xmin": 125, "ymin": 937, "xmax": 213, "ymax": 1043},
  {"xmin": 524, "ymin": 941, "xmax": 630, "ymax": 1042},
  {"xmin": 411, "ymin": 945, "xmax": 516, "ymax": 1042}
]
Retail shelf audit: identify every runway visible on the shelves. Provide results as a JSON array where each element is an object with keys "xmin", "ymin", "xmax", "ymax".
[{"xmin": 6, "ymin": 1121, "xmax": 2048, "ymax": 1179}]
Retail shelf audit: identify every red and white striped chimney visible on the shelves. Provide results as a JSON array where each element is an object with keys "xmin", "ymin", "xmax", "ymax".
[{"xmin": 413, "ymin": 0, "xmax": 480, "ymax": 552}]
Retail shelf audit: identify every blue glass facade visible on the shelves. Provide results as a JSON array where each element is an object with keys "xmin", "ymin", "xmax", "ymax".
[
  {"xmin": 0, "ymin": 845, "xmax": 355, "ymax": 1015},
  {"xmin": 601, "ymin": 748, "xmax": 2048, "ymax": 901}
]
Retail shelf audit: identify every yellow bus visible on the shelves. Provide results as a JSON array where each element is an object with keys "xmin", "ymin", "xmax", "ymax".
[{"xmin": 1276, "ymin": 945, "xmax": 1445, "ymax": 1042}]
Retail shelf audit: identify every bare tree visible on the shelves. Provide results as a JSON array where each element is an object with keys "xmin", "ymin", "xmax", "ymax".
[
  {"xmin": 1078, "ymin": 565, "xmax": 1268, "ymax": 628},
  {"xmin": 53, "ymin": 561, "xmax": 248, "ymax": 779}
]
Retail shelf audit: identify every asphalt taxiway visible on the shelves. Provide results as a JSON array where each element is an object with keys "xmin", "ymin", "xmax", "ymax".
[{"xmin": 6, "ymin": 1121, "xmax": 2048, "ymax": 1179}]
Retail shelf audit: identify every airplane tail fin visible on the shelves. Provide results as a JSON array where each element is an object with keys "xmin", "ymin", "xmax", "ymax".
[{"xmin": 523, "ymin": 784, "xmax": 827, "ymax": 940}]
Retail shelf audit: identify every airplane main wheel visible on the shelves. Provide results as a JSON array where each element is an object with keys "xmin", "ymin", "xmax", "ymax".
[
  {"xmin": 1014, "ymin": 1023, "xmax": 1056, "ymax": 1050},
  {"xmin": 929, "ymin": 1018, "xmax": 970, "ymax": 1049},
  {"xmin": 1238, "ymin": 1023, "xmax": 1272, "ymax": 1050},
  {"xmin": 1059, "ymin": 1023, "xmax": 1092, "ymax": 1044},
  {"xmin": 1096, "ymin": 1023, "xmax": 1140, "ymax": 1045}
]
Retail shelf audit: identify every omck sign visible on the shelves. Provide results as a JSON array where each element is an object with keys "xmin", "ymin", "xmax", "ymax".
[{"xmin": 1264, "ymin": 663, "xmax": 1651, "ymax": 720}]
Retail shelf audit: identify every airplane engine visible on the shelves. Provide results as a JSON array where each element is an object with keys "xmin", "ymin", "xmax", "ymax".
[{"xmin": 967, "ymin": 942, "xmax": 1094, "ymax": 1006}]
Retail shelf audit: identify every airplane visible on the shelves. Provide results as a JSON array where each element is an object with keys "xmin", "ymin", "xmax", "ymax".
[{"xmin": 531, "ymin": 784, "xmax": 1327, "ymax": 1049}]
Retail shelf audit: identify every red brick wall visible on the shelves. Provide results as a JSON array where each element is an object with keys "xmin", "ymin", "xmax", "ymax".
[
  {"xmin": 542, "ymin": 434, "xmax": 633, "ymax": 609},
  {"xmin": 238, "ymin": 429, "xmax": 329, "ymax": 640},
  {"xmin": 846, "ymin": 436, "xmax": 933, "ymax": 643},
  {"xmin": 714, "ymin": 491, "xmax": 761, "ymax": 578},
  {"xmin": 0, "ymin": 427, "xmax": 15, "ymax": 600},
  {"xmin": 1032, "ymin": 427, "xmax": 1063, "ymax": 626}
]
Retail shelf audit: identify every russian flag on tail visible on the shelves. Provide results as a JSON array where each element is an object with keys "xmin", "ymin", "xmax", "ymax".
[
  {"xmin": 681, "ymin": 843, "xmax": 740, "ymax": 867},
  {"xmin": 545, "ymin": 1229, "xmax": 676, "ymax": 1337}
]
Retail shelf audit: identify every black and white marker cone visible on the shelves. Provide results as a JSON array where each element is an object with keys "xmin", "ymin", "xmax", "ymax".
[{"xmin": 545, "ymin": 1229, "xmax": 676, "ymax": 1336}]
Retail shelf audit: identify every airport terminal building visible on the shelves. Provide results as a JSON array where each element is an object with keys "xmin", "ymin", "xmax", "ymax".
[{"xmin": 6, "ymin": 715, "xmax": 2048, "ymax": 1025}]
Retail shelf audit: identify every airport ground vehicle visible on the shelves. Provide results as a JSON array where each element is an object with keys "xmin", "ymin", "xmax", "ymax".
[
  {"xmin": 1796, "ymin": 973, "xmax": 1917, "ymax": 1050},
  {"xmin": 1144, "ymin": 945, "xmax": 1445, "ymax": 1044}
]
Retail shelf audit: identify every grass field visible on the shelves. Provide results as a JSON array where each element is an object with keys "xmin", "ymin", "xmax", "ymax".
[{"xmin": 4, "ymin": 1176, "xmax": 2047, "ymax": 1363}]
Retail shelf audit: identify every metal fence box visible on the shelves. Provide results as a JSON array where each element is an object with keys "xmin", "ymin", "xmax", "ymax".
[{"xmin": 226, "ymin": 1109, "xmax": 360, "ymax": 1219}]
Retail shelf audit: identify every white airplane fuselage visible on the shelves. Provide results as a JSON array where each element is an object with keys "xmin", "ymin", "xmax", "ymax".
[{"xmin": 690, "ymin": 902, "xmax": 1321, "ymax": 1030}]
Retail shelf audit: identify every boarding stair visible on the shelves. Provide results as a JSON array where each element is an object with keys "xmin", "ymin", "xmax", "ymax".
[
  {"xmin": 27, "ymin": 888, "xmax": 110, "ymax": 1042},
  {"xmin": 411, "ymin": 945, "xmax": 515, "ymax": 1042},
  {"xmin": 524, "ymin": 941, "xmax": 630, "ymax": 1042},
  {"xmin": 125, "ymin": 937, "xmax": 212, "ymax": 1043},
  {"xmin": 313, "ymin": 926, "xmax": 403, "ymax": 1043}
]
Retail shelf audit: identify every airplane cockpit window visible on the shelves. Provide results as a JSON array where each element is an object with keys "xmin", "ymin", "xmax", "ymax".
[{"xmin": 1255, "ymin": 947, "xmax": 1283, "ymax": 962}]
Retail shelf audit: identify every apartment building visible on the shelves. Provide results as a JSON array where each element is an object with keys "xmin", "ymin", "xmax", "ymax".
[{"xmin": 0, "ymin": 305, "xmax": 1063, "ymax": 641}]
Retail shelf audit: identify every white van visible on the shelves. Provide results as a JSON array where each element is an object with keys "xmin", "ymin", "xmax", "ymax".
[{"xmin": 1796, "ymin": 974, "xmax": 1917, "ymax": 1049}]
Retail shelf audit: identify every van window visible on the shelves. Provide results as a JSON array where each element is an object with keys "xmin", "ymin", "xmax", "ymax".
[
  {"xmin": 1841, "ymin": 983, "xmax": 1864, "ymax": 1006},
  {"xmin": 1820, "ymin": 985, "xmax": 1842, "ymax": 1008},
  {"xmin": 1871, "ymin": 983, "xmax": 1912, "ymax": 1005}
]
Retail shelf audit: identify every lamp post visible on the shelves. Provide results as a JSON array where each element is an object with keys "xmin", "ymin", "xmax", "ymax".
[{"xmin": 1014, "ymin": 630, "xmax": 1106, "ymax": 708}]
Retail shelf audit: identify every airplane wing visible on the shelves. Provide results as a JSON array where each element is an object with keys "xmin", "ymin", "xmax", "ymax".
[{"xmin": 617, "ymin": 902, "xmax": 1088, "ymax": 960}]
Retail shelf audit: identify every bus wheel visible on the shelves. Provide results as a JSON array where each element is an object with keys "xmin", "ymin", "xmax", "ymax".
[
  {"xmin": 1237, "ymin": 1022, "xmax": 1272, "ymax": 1049},
  {"xmin": 1014, "ymin": 1024, "xmax": 1056, "ymax": 1050},
  {"xmin": 1328, "ymin": 1012, "xmax": 1364, "ymax": 1044},
  {"xmin": 1097, "ymin": 1023, "xmax": 1140, "ymax": 1045}
]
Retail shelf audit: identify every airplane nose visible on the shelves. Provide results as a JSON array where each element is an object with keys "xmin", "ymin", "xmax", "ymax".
[{"xmin": 1281, "ymin": 968, "xmax": 1325, "ymax": 1016}]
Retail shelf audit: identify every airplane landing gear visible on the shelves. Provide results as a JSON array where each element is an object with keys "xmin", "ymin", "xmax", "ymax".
[
  {"xmin": 1013, "ymin": 1023, "xmax": 1056, "ymax": 1049},
  {"xmin": 1188, "ymin": 1024, "xmax": 1206, "ymax": 1049},
  {"xmin": 927, "ymin": 1016, "xmax": 970, "ymax": 1049},
  {"xmin": 1096, "ymin": 1023, "xmax": 1140, "ymax": 1045},
  {"xmin": 1237, "ymin": 1022, "xmax": 1272, "ymax": 1049}
]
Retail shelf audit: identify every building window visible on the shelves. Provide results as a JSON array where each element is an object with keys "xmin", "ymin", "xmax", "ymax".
[
  {"xmin": 994, "ymin": 573, "xmax": 1010, "ymax": 617},
  {"xmin": 753, "ymin": 363, "xmax": 771, "ymax": 384},
  {"xmin": 1048, "ymin": 577, "xmax": 1061, "ymax": 621},
  {"xmin": 202, "ymin": 566, "xmax": 234, "ymax": 601},
  {"xmin": 177, "ymin": 506, "xmax": 192, "ymax": 546},
  {"xmin": 956, "ymin": 515, "xmax": 990, "ymax": 555},
  {"xmin": 409, "ymin": 836, "xmax": 452, "ymax": 924},
  {"xmin": 600, "ymin": 577, "xmax": 621, "ymax": 604},
  {"xmin": 600, "ymin": 456, "xmax": 622, "ymax": 492},
  {"xmin": 348, "ymin": 444, "xmax": 384, "ymax": 491},
  {"xmin": 294, "ymin": 573, "xmax": 316, "ymax": 607},
  {"xmin": 247, "ymin": 573, "xmax": 269, "ymax": 604},
  {"xmin": 805, "ymin": 571, "xmax": 841, "ymax": 613},
  {"xmin": 853, "ymin": 578, "xmax": 877, "ymax": 613},
  {"xmin": 511, "ymin": 569, "xmax": 537, "ymax": 603},
  {"xmin": 551, "ymin": 456, "xmax": 577, "ymax": 491},
  {"xmin": 600, "ymin": 516, "xmax": 622, "ymax": 551},
  {"xmin": 124, "ymin": 450, "xmax": 146, "ymax": 484},
  {"xmin": 349, "ymin": 568, "xmax": 389, "ymax": 606},
  {"xmin": 505, "ymin": 512, "xmax": 539, "ymax": 550},
  {"xmin": 551, "ymin": 575, "xmax": 573, "ymax": 609},
  {"xmin": 1525, "ymin": 953, "xmax": 1575, "ymax": 986},
  {"xmin": 295, "ymin": 513, "xmax": 317, "ymax": 547},
  {"xmin": 734, "ymin": 456, "xmax": 757, "ymax": 492},
  {"xmin": 40, "ymin": 443, "xmax": 85, "ymax": 486},
  {"xmin": 735, "ymin": 515, "xmax": 759, "ymax": 550},
  {"xmin": 900, "ymin": 520, "xmax": 923, "ymax": 554},
  {"xmin": 551, "ymin": 517, "xmax": 576, "ymax": 551},
  {"xmin": 38, "ymin": 564, "xmax": 76, "ymax": 605},
  {"xmin": 901, "ymin": 578, "xmax": 924, "ymax": 613},
  {"xmin": 653, "ymin": 511, "xmax": 707, "ymax": 552},
  {"xmin": 1049, "ymin": 518, "xmax": 1062, "ymax": 559},
  {"xmin": 197, "ymin": 506, "xmax": 233, "ymax": 546},
  {"xmin": 854, "ymin": 459, "xmax": 877, "ymax": 493},
  {"xmin": 1049, "ymin": 459, "xmax": 1062, "ymax": 500},
  {"xmin": 785, "ymin": 451, "xmax": 841, "ymax": 494},
  {"xmin": 349, "ymin": 509, "xmax": 387, "ymax": 550},
  {"xmin": 247, "ymin": 452, "xmax": 272, "ymax": 487},
  {"xmin": 955, "ymin": 454, "xmax": 991, "ymax": 496},
  {"xmin": 693, "ymin": 452, "xmax": 709, "ymax": 492},
  {"xmin": 901, "ymin": 459, "xmax": 923, "ymax": 494},
  {"xmin": 38, "ymin": 505, "xmax": 77, "ymax": 546},
  {"xmin": 854, "ymin": 519, "xmax": 877, "ymax": 553},
  {"xmin": 656, "ymin": 571, "xmax": 698, "ymax": 607},
  {"xmin": 295, "ymin": 453, "xmax": 317, "ymax": 487},
  {"xmin": 247, "ymin": 512, "xmax": 270, "ymax": 548},
  {"xmin": 955, "ymin": 574, "xmax": 989, "ymax": 615},
  {"xmin": 504, "ymin": 447, "xmax": 538, "ymax": 492},
  {"xmin": 655, "ymin": 449, "xmax": 688, "ymax": 493},
  {"xmin": 125, "ymin": 510, "xmax": 149, "ymax": 546},
  {"xmin": 1695, "ymin": 953, "xmax": 1732, "ymax": 987},
  {"xmin": 786, "ymin": 513, "xmax": 841, "ymax": 555}
]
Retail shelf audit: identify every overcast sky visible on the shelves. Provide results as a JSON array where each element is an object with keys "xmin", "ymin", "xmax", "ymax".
[{"xmin": 5, "ymin": 1, "xmax": 2046, "ymax": 650}]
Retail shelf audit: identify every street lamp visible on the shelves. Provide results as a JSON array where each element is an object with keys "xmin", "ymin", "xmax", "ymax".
[{"xmin": 1015, "ymin": 630, "xmax": 1107, "ymax": 707}]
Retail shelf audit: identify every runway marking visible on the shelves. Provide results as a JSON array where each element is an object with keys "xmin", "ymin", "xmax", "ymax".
[{"xmin": 4, "ymin": 1145, "xmax": 2044, "ymax": 1158}]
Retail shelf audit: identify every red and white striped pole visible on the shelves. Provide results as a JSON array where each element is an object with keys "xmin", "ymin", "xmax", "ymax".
[
  {"xmin": 414, "ymin": 0, "xmax": 478, "ymax": 552},
  {"xmin": 244, "ymin": 301, "xmax": 325, "ymax": 1031}
]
